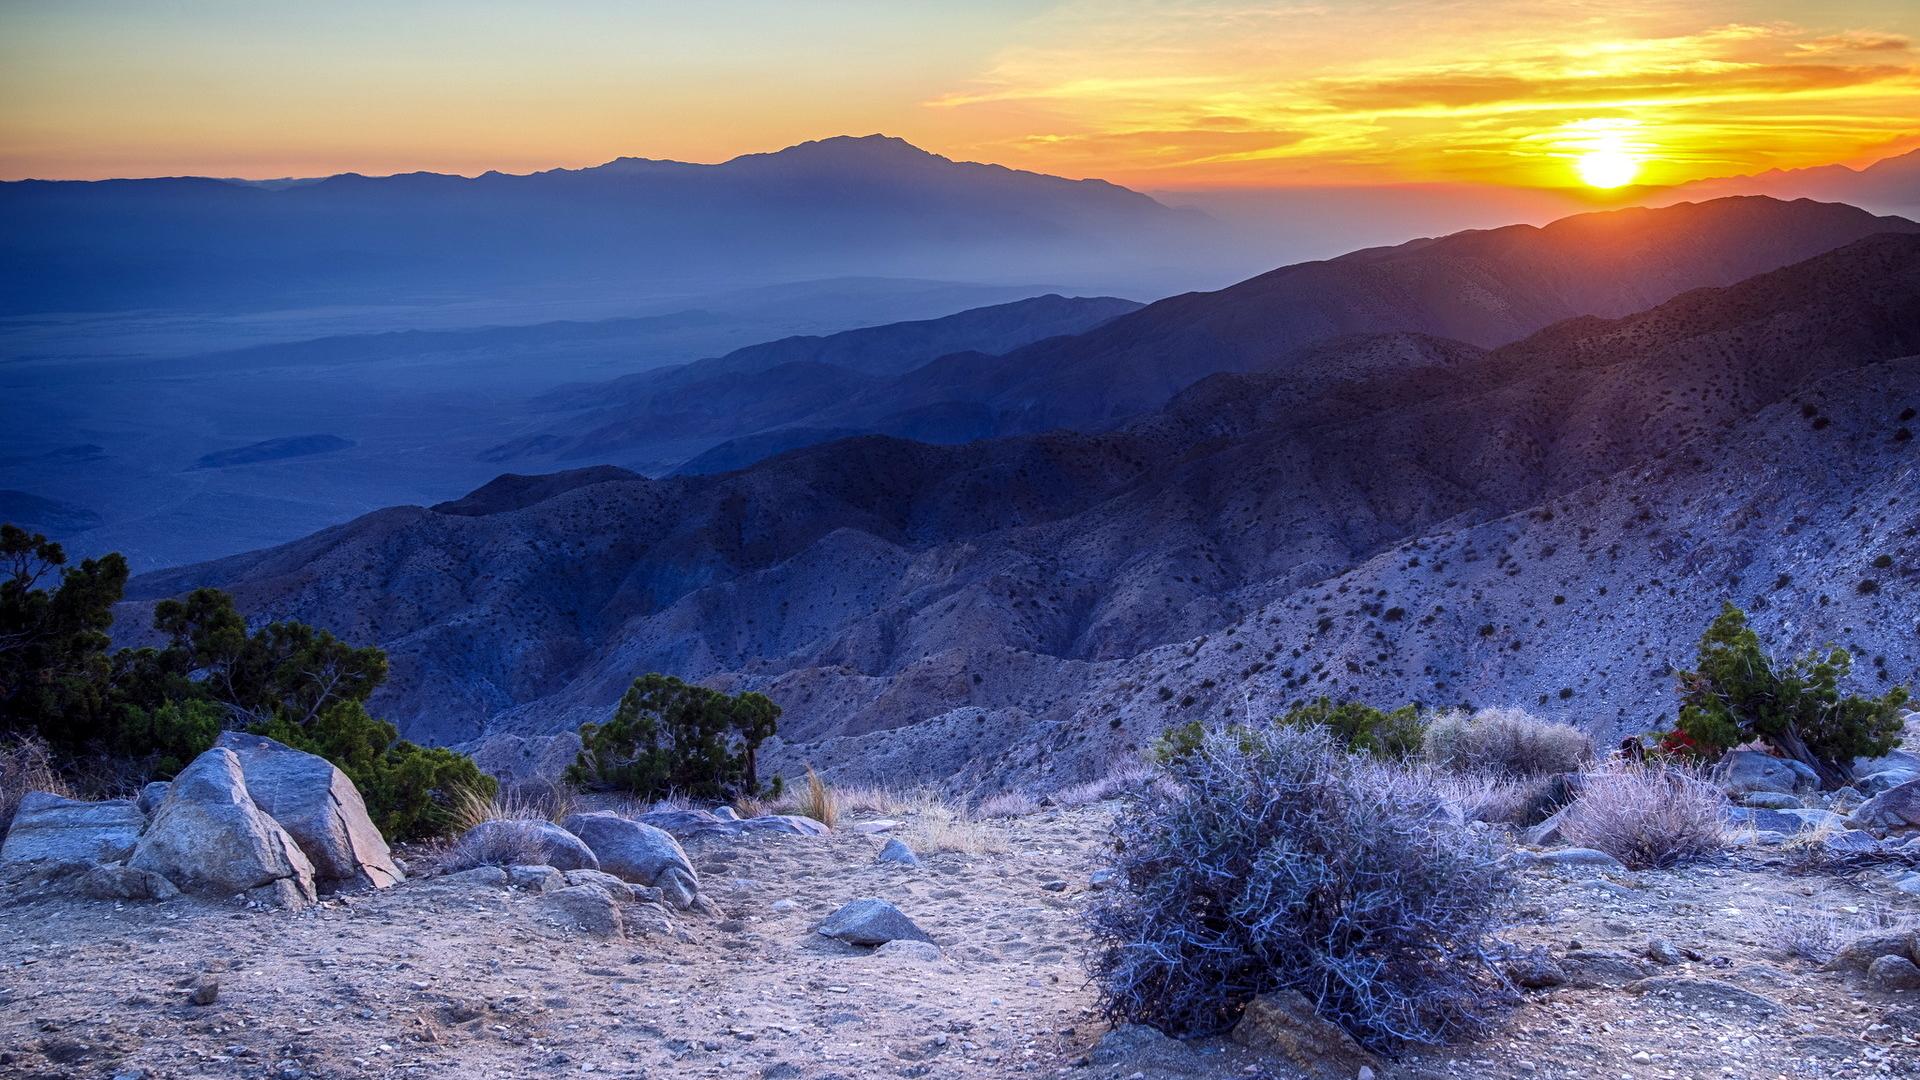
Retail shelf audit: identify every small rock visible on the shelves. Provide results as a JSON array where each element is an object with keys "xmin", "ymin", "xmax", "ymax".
[
  {"xmin": 1739, "ymin": 791, "xmax": 1802, "ymax": 810},
  {"xmin": 1040, "ymin": 879, "xmax": 1068, "ymax": 892},
  {"xmin": 1503, "ymin": 946, "xmax": 1568, "ymax": 989},
  {"xmin": 1089, "ymin": 868, "xmax": 1120, "ymax": 890},
  {"xmin": 1646, "ymin": 938, "xmax": 1683, "ymax": 966},
  {"xmin": 1231, "ymin": 990, "xmax": 1381, "ymax": 1080},
  {"xmin": 873, "ymin": 939, "xmax": 941, "ymax": 961},
  {"xmin": 1867, "ymin": 954, "xmax": 1920, "ymax": 992},
  {"xmin": 535, "ymin": 885, "xmax": 625, "ymax": 938},
  {"xmin": 189, "ymin": 976, "xmax": 219, "ymax": 1006},
  {"xmin": 506, "ymin": 864, "xmax": 564, "ymax": 893},
  {"xmin": 816, "ymin": 898, "xmax": 932, "ymax": 946},
  {"xmin": 1824, "ymin": 931, "xmax": 1919, "ymax": 975},
  {"xmin": 712, "ymin": 806, "xmax": 740, "ymax": 821},
  {"xmin": 1528, "ymin": 847, "xmax": 1626, "ymax": 871},
  {"xmin": 875, "ymin": 838, "xmax": 920, "ymax": 867}
]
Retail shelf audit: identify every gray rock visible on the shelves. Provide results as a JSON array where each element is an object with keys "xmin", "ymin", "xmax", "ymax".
[
  {"xmin": 215, "ymin": 732, "xmax": 401, "ymax": 890},
  {"xmin": 1850, "ymin": 778, "xmax": 1920, "ymax": 835},
  {"xmin": 1856, "ymin": 771, "xmax": 1914, "ymax": 796},
  {"xmin": 1821, "ymin": 931, "xmax": 1916, "ymax": 975},
  {"xmin": 735, "ymin": 814, "xmax": 831, "ymax": 836},
  {"xmin": 137, "ymin": 782, "xmax": 170, "ymax": 814},
  {"xmin": 1727, "ymin": 806, "xmax": 1822, "ymax": 835},
  {"xmin": 816, "ymin": 897, "xmax": 932, "ymax": 946},
  {"xmin": 849, "ymin": 819, "xmax": 905, "ymax": 834},
  {"xmin": 1088, "ymin": 1024, "xmax": 1205, "ymax": 1076},
  {"xmin": 1779, "ymin": 808, "xmax": 1849, "ymax": 832},
  {"xmin": 1527, "ymin": 847, "xmax": 1626, "ymax": 871},
  {"xmin": 1089, "ymin": 868, "xmax": 1120, "ymax": 890},
  {"xmin": 1522, "ymin": 806, "xmax": 1570, "ymax": 846},
  {"xmin": 506, "ymin": 864, "xmax": 564, "ymax": 892},
  {"xmin": 432, "ymin": 865, "xmax": 509, "ymax": 888},
  {"xmin": 562, "ymin": 867, "xmax": 657, "ymax": 903},
  {"xmin": 1817, "ymin": 829, "xmax": 1883, "ymax": 856},
  {"xmin": 1625, "ymin": 976, "xmax": 1780, "ymax": 1017},
  {"xmin": 128, "ymin": 749, "xmax": 316, "ymax": 907},
  {"xmin": 455, "ymin": 819, "xmax": 600, "ymax": 871},
  {"xmin": 712, "ymin": 805, "xmax": 740, "ymax": 821},
  {"xmin": 558, "ymin": 811, "xmax": 699, "ymax": 908},
  {"xmin": 1503, "ymin": 945, "xmax": 1568, "ymax": 989},
  {"xmin": 1892, "ymin": 872, "xmax": 1920, "ymax": 897},
  {"xmin": 76, "ymin": 863, "xmax": 181, "ymax": 901},
  {"xmin": 1853, "ymin": 749, "xmax": 1920, "ymax": 782},
  {"xmin": 536, "ymin": 884, "xmax": 624, "ymax": 937},
  {"xmin": 0, "ymin": 792, "xmax": 144, "ymax": 871},
  {"xmin": 1739, "ymin": 790, "xmax": 1802, "ymax": 810},
  {"xmin": 1867, "ymin": 954, "xmax": 1920, "ymax": 992},
  {"xmin": 1231, "ymin": 990, "xmax": 1382, "ymax": 1080},
  {"xmin": 1563, "ymin": 947, "xmax": 1652, "ymax": 988},
  {"xmin": 1719, "ymin": 750, "xmax": 1817, "ymax": 796},
  {"xmin": 873, "ymin": 939, "xmax": 941, "ymax": 961},
  {"xmin": 875, "ymin": 838, "xmax": 920, "ymax": 867},
  {"xmin": 1646, "ymin": 938, "xmax": 1684, "ymax": 965}
]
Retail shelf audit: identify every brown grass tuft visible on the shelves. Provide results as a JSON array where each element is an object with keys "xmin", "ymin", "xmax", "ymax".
[{"xmin": 1561, "ymin": 760, "xmax": 1727, "ymax": 869}]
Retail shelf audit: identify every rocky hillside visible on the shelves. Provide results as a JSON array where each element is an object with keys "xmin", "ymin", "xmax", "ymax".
[{"xmin": 124, "ymin": 232, "xmax": 1920, "ymax": 788}]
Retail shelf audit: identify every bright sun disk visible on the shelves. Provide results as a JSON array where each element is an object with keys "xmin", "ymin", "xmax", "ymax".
[{"xmin": 1577, "ymin": 146, "xmax": 1639, "ymax": 189}]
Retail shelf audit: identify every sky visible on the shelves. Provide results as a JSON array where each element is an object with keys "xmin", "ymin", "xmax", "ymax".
[{"xmin": 2, "ymin": 0, "xmax": 1917, "ymax": 189}]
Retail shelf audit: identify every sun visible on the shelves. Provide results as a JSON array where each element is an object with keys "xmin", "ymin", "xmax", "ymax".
[{"xmin": 1576, "ymin": 146, "xmax": 1640, "ymax": 189}]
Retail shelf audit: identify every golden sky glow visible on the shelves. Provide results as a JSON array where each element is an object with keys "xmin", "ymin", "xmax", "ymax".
[{"xmin": 2, "ymin": 1, "xmax": 1916, "ymax": 189}]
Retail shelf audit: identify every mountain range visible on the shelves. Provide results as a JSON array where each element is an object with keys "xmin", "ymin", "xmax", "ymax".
[
  {"xmin": 122, "ymin": 198, "xmax": 1920, "ymax": 792},
  {"xmin": 0, "ymin": 136, "xmax": 1208, "ymax": 316}
]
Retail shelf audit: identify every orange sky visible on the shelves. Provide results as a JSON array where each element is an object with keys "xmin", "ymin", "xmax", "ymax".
[{"xmin": 2, "ymin": 1, "xmax": 1917, "ymax": 188}]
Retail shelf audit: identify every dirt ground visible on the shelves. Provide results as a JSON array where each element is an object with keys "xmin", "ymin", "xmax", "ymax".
[{"xmin": 3, "ymin": 806, "xmax": 1919, "ymax": 1080}]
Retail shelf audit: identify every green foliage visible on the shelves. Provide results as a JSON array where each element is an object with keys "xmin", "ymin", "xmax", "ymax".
[
  {"xmin": 0, "ymin": 521, "xmax": 490, "ymax": 841},
  {"xmin": 568, "ymin": 673, "xmax": 780, "ymax": 799},
  {"xmin": 1281, "ymin": 697, "xmax": 1426, "ymax": 759},
  {"xmin": 259, "ymin": 701, "xmax": 495, "ymax": 841},
  {"xmin": 1151, "ymin": 719, "xmax": 1208, "ymax": 764},
  {"xmin": 1672, "ymin": 603, "xmax": 1909, "ymax": 787},
  {"xmin": 0, "ymin": 524, "xmax": 128, "ymax": 745}
]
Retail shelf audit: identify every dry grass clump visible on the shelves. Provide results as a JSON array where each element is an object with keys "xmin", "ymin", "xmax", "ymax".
[
  {"xmin": 448, "ymin": 782, "xmax": 573, "ymax": 834},
  {"xmin": 1434, "ymin": 770, "xmax": 1564, "ymax": 827},
  {"xmin": 1560, "ymin": 760, "xmax": 1728, "ymax": 870},
  {"xmin": 0, "ymin": 734, "xmax": 72, "ymax": 842},
  {"xmin": 1424, "ymin": 707, "xmax": 1594, "ymax": 778},
  {"xmin": 443, "ymin": 820, "xmax": 547, "ymax": 871},
  {"xmin": 1051, "ymin": 759, "xmax": 1157, "ymax": 807},
  {"xmin": 973, "ymin": 791, "xmax": 1040, "ymax": 819},
  {"xmin": 904, "ymin": 802, "xmax": 1010, "ymax": 855},
  {"xmin": 788, "ymin": 766, "xmax": 840, "ymax": 828},
  {"xmin": 1763, "ymin": 904, "xmax": 1916, "ymax": 965}
]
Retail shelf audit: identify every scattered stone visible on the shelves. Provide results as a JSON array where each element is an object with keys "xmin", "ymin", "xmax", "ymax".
[
  {"xmin": 0, "ymin": 792, "xmax": 144, "ymax": 871},
  {"xmin": 536, "ymin": 885, "xmax": 625, "ymax": 938},
  {"xmin": 1850, "ymin": 778, "xmax": 1920, "ymax": 835},
  {"xmin": 816, "ymin": 898, "xmax": 933, "ymax": 946},
  {"xmin": 1646, "ymin": 938, "xmax": 1684, "ymax": 966},
  {"xmin": 1740, "ymin": 791, "xmax": 1802, "ymax": 810},
  {"xmin": 873, "ymin": 939, "xmax": 941, "ymax": 961},
  {"xmin": 188, "ymin": 976, "xmax": 219, "ymax": 1006},
  {"xmin": 875, "ymin": 838, "xmax": 920, "ymax": 867},
  {"xmin": 1563, "ymin": 947, "xmax": 1652, "ymax": 988},
  {"xmin": 1040, "ymin": 879, "xmax": 1069, "ymax": 892},
  {"xmin": 128, "ymin": 748, "xmax": 317, "ymax": 907},
  {"xmin": 560, "ymin": 812, "xmax": 700, "ymax": 908},
  {"xmin": 457, "ymin": 819, "xmax": 600, "ymax": 872},
  {"xmin": 1867, "ymin": 954, "xmax": 1920, "ymax": 992},
  {"xmin": 1230, "ymin": 990, "xmax": 1382, "ymax": 1080},
  {"xmin": 562, "ymin": 868, "xmax": 654, "ymax": 903},
  {"xmin": 214, "ymin": 732, "xmax": 402, "ymax": 889},
  {"xmin": 1527, "ymin": 847, "xmax": 1626, "ymax": 871}
]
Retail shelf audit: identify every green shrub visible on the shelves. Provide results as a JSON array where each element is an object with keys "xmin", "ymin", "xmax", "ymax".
[
  {"xmin": 1671, "ymin": 603, "xmax": 1908, "ymax": 788},
  {"xmin": 113, "ymin": 699, "xmax": 222, "ymax": 777},
  {"xmin": 1281, "ymin": 697, "xmax": 1426, "ymax": 758},
  {"xmin": 258, "ymin": 701, "xmax": 494, "ymax": 841},
  {"xmin": 568, "ymin": 674, "xmax": 780, "ymax": 799}
]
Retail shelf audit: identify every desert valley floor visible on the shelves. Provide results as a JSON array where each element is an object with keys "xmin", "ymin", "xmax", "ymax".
[{"xmin": 5, "ymin": 797, "xmax": 1918, "ymax": 1080}]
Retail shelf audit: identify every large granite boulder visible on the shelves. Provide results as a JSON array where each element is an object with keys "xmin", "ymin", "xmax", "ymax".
[
  {"xmin": 130, "ymin": 748, "xmax": 317, "ymax": 907},
  {"xmin": 215, "ymin": 732, "xmax": 401, "ymax": 890},
  {"xmin": 0, "ymin": 792, "xmax": 144, "ymax": 871},
  {"xmin": 1717, "ymin": 750, "xmax": 1817, "ymax": 797},
  {"xmin": 1848, "ymin": 777, "xmax": 1920, "ymax": 836},
  {"xmin": 558, "ymin": 811, "xmax": 699, "ymax": 908}
]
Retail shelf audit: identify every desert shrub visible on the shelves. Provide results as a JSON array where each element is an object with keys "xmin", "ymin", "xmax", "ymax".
[
  {"xmin": 1086, "ymin": 724, "xmax": 1515, "ymax": 1048},
  {"xmin": 567, "ymin": 673, "xmax": 779, "ymax": 799},
  {"xmin": 1281, "ymin": 697, "xmax": 1426, "ymax": 759},
  {"xmin": 1424, "ymin": 707, "xmax": 1593, "ymax": 778},
  {"xmin": 0, "ymin": 733, "xmax": 71, "ymax": 841},
  {"xmin": 1052, "ymin": 760, "xmax": 1157, "ymax": 807},
  {"xmin": 443, "ymin": 819, "xmax": 547, "ymax": 872},
  {"xmin": 1670, "ymin": 603, "xmax": 1908, "ymax": 787},
  {"xmin": 973, "ymin": 791, "xmax": 1040, "ymax": 819},
  {"xmin": 1151, "ymin": 719, "xmax": 1208, "ymax": 764},
  {"xmin": 903, "ymin": 798, "xmax": 1009, "ymax": 855},
  {"xmin": 1433, "ymin": 770, "xmax": 1565, "ymax": 827},
  {"xmin": 1559, "ymin": 761, "xmax": 1727, "ymax": 869},
  {"xmin": 258, "ymin": 701, "xmax": 495, "ymax": 841}
]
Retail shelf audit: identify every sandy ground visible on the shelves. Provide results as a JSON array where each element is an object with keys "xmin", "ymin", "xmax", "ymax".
[{"xmin": 3, "ymin": 805, "xmax": 1919, "ymax": 1080}]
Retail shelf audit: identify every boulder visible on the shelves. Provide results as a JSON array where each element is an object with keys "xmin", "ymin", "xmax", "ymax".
[
  {"xmin": 1849, "ymin": 778, "xmax": 1920, "ymax": 835},
  {"xmin": 562, "ymin": 868, "xmax": 659, "ymax": 904},
  {"xmin": 455, "ymin": 819, "xmax": 599, "ymax": 871},
  {"xmin": 1868, "ymin": 954, "xmax": 1920, "ymax": 992},
  {"xmin": 535, "ymin": 884, "xmax": 624, "ymax": 938},
  {"xmin": 1562, "ymin": 947, "xmax": 1652, "ymax": 988},
  {"xmin": 712, "ymin": 805, "xmax": 740, "ymax": 822},
  {"xmin": 0, "ymin": 792, "xmax": 144, "ymax": 871},
  {"xmin": 1503, "ymin": 945, "xmax": 1568, "ymax": 989},
  {"xmin": 137, "ymin": 782, "xmax": 170, "ymax": 814},
  {"xmin": 214, "ymin": 732, "xmax": 401, "ymax": 889},
  {"xmin": 506, "ymin": 864, "xmax": 564, "ymax": 893},
  {"xmin": 1728, "ymin": 806, "xmax": 1823, "ymax": 835},
  {"xmin": 816, "ymin": 898, "xmax": 932, "ymax": 946},
  {"xmin": 1779, "ymin": 808, "xmax": 1849, "ymax": 833},
  {"xmin": 75, "ymin": 864, "xmax": 181, "ymax": 901},
  {"xmin": 875, "ymin": 838, "xmax": 920, "ymax": 867},
  {"xmin": 1230, "ymin": 990, "xmax": 1381, "ymax": 1080},
  {"xmin": 1853, "ymin": 749, "xmax": 1920, "ymax": 784},
  {"xmin": 1739, "ymin": 791, "xmax": 1803, "ymax": 810},
  {"xmin": 129, "ymin": 748, "xmax": 317, "ymax": 907},
  {"xmin": 558, "ymin": 811, "xmax": 699, "ymax": 908},
  {"xmin": 736, "ymin": 814, "xmax": 831, "ymax": 836},
  {"xmin": 1718, "ymin": 750, "xmax": 1816, "ymax": 797}
]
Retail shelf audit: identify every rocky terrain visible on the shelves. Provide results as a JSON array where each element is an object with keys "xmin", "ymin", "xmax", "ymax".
[
  {"xmin": 121, "ymin": 221, "xmax": 1920, "ymax": 793},
  {"xmin": 6, "ymin": 728, "xmax": 1920, "ymax": 1079}
]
